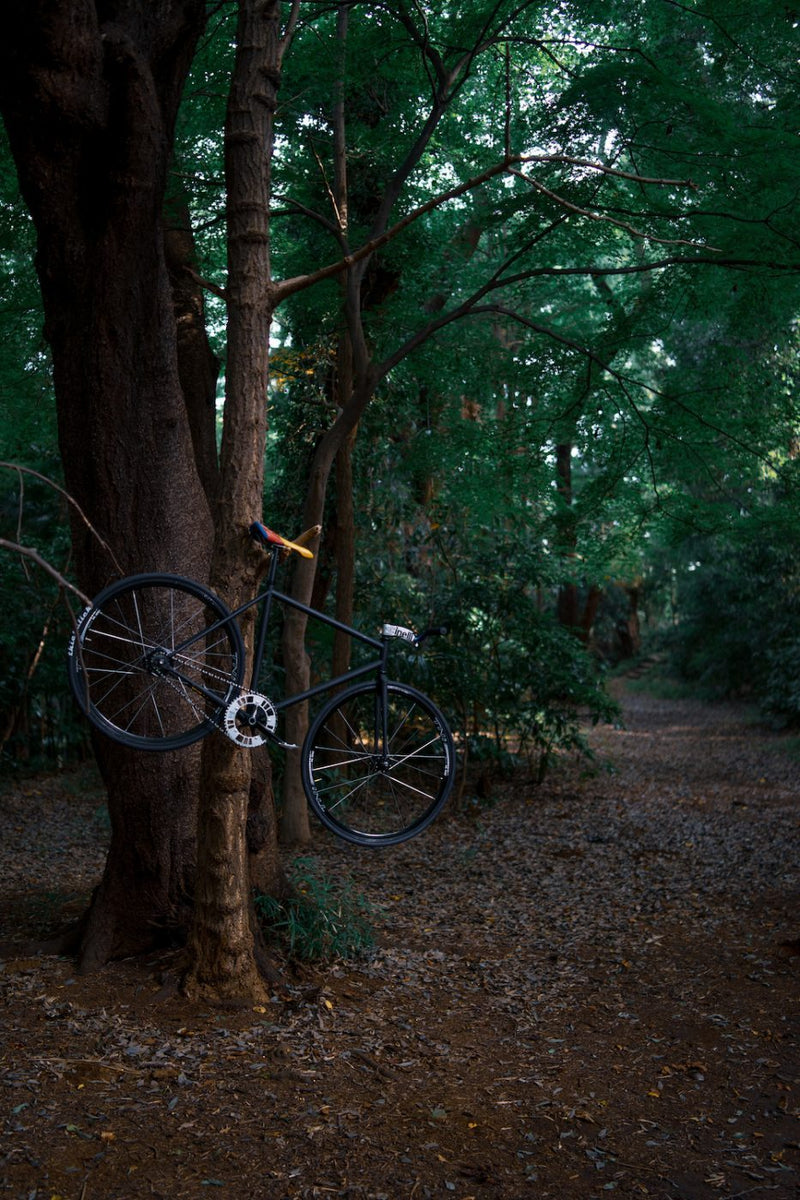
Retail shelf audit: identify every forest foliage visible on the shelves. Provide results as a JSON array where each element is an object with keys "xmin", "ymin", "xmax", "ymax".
[{"xmin": 1, "ymin": 0, "xmax": 799, "ymax": 779}]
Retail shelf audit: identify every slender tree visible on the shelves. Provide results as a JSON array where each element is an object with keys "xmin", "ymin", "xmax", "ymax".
[{"xmin": 185, "ymin": 0, "xmax": 297, "ymax": 1002}]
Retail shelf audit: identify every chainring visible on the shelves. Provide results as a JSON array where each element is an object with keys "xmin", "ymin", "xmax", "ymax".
[{"xmin": 222, "ymin": 692, "xmax": 278, "ymax": 748}]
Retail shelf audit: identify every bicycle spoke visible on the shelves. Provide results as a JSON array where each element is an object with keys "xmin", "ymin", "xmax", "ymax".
[
  {"xmin": 387, "ymin": 733, "xmax": 446, "ymax": 773},
  {"xmin": 303, "ymin": 681, "xmax": 454, "ymax": 846},
  {"xmin": 381, "ymin": 770, "xmax": 439, "ymax": 803},
  {"xmin": 313, "ymin": 770, "xmax": 376, "ymax": 810},
  {"xmin": 69, "ymin": 574, "xmax": 244, "ymax": 751}
]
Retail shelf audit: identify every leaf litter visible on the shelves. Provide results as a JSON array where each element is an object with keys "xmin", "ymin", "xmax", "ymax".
[{"xmin": 1, "ymin": 682, "xmax": 799, "ymax": 1198}]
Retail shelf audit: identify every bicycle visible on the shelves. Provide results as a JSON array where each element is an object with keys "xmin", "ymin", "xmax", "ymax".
[{"xmin": 67, "ymin": 520, "xmax": 455, "ymax": 847}]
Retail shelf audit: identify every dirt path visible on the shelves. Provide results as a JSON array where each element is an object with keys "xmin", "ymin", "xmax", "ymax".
[{"xmin": 1, "ymin": 683, "xmax": 799, "ymax": 1199}]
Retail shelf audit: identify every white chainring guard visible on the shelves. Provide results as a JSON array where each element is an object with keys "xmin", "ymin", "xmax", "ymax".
[{"xmin": 223, "ymin": 692, "xmax": 277, "ymax": 748}]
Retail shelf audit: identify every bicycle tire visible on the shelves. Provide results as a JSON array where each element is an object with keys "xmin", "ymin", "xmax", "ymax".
[
  {"xmin": 67, "ymin": 573, "xmax": 245, "ymax": 751},
  {"xmin": 302, "ymin": 680, "xmax": 455, "ymax": 846}
]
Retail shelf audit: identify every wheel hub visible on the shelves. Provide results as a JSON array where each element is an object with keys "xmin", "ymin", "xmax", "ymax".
[{"xmin": 145, "ymin": 648, "xmax": 171, "ymax": 677}]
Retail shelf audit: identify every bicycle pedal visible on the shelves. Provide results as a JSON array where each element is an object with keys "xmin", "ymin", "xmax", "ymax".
[{"xmin": 268, "ymin": 734, "xmax": 299, "ymax": 751}]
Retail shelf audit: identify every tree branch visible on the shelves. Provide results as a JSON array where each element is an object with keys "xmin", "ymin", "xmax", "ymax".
[
  {"xmin": 0, "ymin": 461, "xmax": 125, "ymax": 577},
  {"xmin": 467, "ymin": 303, "xmax": 789, "ymax": 478},
  {"xmin": 508, "ymin": 166, "xmax": 712, "ymax": 250},
  {"xmin": 0, "ymin": 538, "xmax": 90, "ymax": 604},
  {"xmin": 273, "ymin": 151, "xmax": 702, "ymax": 303}
]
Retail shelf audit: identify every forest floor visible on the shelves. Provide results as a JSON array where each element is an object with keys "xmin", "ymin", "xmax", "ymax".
[{"xmin": 1, "ymin": 675, "xmax": 799, "ymax": 1200}]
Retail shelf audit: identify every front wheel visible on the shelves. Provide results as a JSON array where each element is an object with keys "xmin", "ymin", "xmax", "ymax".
[
  {"xmin": 67, "ymin": 573, "xmax": 245, "ymax": 751},
  {"xmin": 302, "ymin": 681, "xmax": 455, "ymax": 847}
]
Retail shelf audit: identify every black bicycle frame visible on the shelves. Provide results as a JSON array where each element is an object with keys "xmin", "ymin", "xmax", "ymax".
[
  {"xmin": 249, "ymin": 545, "xmax": 389, "ymax": 716},
  {"xmin": 168, "ymin": 544, "xmax": 390, "ymax": 720}
]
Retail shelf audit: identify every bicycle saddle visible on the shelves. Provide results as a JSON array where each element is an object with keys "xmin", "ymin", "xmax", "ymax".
[{"xmin": 250, "ymin": 520, "xmax": 318, "ymax": 558}]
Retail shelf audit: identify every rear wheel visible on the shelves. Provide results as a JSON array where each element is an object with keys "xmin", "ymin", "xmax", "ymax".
[
  {"xmin": 67, "ymin": 573, "xmax": 244, "ymax": 751},
  {"xmin": 302, "ymin": 681, "xmax": 454, "ymax": 846}
]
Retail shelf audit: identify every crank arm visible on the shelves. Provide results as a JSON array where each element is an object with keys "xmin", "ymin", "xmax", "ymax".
[{"xmin": 264, "ymin": 731, "xmax": 299, "ymax": 751}]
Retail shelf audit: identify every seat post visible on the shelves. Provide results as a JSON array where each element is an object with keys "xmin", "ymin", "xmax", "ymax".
[{"xmin": 250, "ymin": 546, "xmax": 280, "ymax": 690}]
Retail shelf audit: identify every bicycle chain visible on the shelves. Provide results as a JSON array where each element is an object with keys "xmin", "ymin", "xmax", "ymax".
[
  {"xmin": 152, "ymin": 653, "xmax": 280, "ymax": 748},
  {"xmin": 148, "ymin": 651, "xmax": 243, "ymax": 737}
]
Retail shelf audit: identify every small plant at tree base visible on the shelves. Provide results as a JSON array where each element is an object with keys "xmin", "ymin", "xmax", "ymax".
[{"xmin": 254, "ymin": 858, "xmax": 377, "ymax": 962}]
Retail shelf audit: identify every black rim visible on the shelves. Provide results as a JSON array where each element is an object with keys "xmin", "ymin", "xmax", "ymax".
[
  {"xmin": 303, "ymin": 682, "xmax": 454, "ymax": 846},
  {"xmin": 68, "ymin": 575, "xmax": 243, "ymax": 751}
]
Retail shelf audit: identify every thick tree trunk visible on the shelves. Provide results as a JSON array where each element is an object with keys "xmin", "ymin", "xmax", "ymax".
[
  {"xmin": 0, "ymin": 0, "xmax": 213, "ymax": 970},
  {"xmin": 75, "ymin": 742, "xmax": 201, "ymax": 970},
  {"xmin": 1, "ymin": 0, "xmax": 291, "ymax": 991},
  {"xmin": 164, "ymin": 195, "xmax": 222, "ymax": 506}
]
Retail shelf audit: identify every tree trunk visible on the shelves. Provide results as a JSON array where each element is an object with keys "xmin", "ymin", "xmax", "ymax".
[
  {"xmin": 276, "ymin": 1, "xmax": 481, "ymax": 839},
  {"xmin": 332, "ymin": 421, "xmax": 358, "ymax": 680},
  {"xmin": 555, "ymin": 441, "xmax": 602, "ymax": 644},
  {"xmin": 74, "ymin": 742, "xmax": 201, "ymax": 970},
  {"xmin": 184, "ymin": 0, "xmax": 283, "ymax": 1002},
  {"xmin": 278, "ymin": 376, "xmax": 371, "ymax": 841},
  {"xmin": 555, "ymin": 442, "xmax": 580, "ymax": 631},
  {"xmin": 277, "ymin": 379, "xmax": 358, "ymax": 844},
  {"xmin": 0, "ymin": 0, "xmax": 213, "ymax": 970},
  {"xmin": 280, "ymin": 6, "xmax": 352, "ymax": 842},
  {"xmin": 164, "ymin": 193, "xmax": 222, "ymax": 506}
]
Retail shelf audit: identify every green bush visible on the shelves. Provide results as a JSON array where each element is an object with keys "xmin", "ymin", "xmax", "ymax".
[
  {"xmin": 430, "ymin": 582, "xmax": 618, "ymax": 781},
  {"xmin": 349, "ymin": 528, "xmax": 618, "ymax": 782},
  {"xmin": 254, "ymin": 858, "xmax": 377, "ymax": 962},
  {"xmin": 763, "ymin": 637, "xmax": 800, "ymax": 727},
  {"xmin": 666, "ymin": 530, "xmax": 800, "ymax": 726}
]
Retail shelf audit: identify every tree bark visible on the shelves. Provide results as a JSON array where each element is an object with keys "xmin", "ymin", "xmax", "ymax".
[
  {"xmin": 0, "ymin": 0, "xmax": 213, "ymax": 970},
  {"xmin": 184, "ymin": 0, "xmax": 284, "ymax": 1001},
  {"xmin": 164, "ymin": 193, "xmax": 222, "ymax": 506},
  {"xmin": 278, "ymin": 343, "xmax": 358, "ymax": 843}
]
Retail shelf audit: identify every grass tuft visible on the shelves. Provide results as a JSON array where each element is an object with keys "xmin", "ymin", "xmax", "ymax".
[{"xmin": 254, "ymin": 857, "xmax": 377, "ymax": 963}]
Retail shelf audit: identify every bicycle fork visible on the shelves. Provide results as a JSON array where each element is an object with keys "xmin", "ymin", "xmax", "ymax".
[{"xmin": 373, "ymin": 643, "xmax": 391, "ymax": 769}]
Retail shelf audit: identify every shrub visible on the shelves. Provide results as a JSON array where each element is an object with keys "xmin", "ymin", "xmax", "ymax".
[
  {"xmin": 254, "ymin": 858, "xmax": 377, "ymax": 962},
  {"xmin": 666, "ymin": 530, "xmax": 800, "ymax": 726}
]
